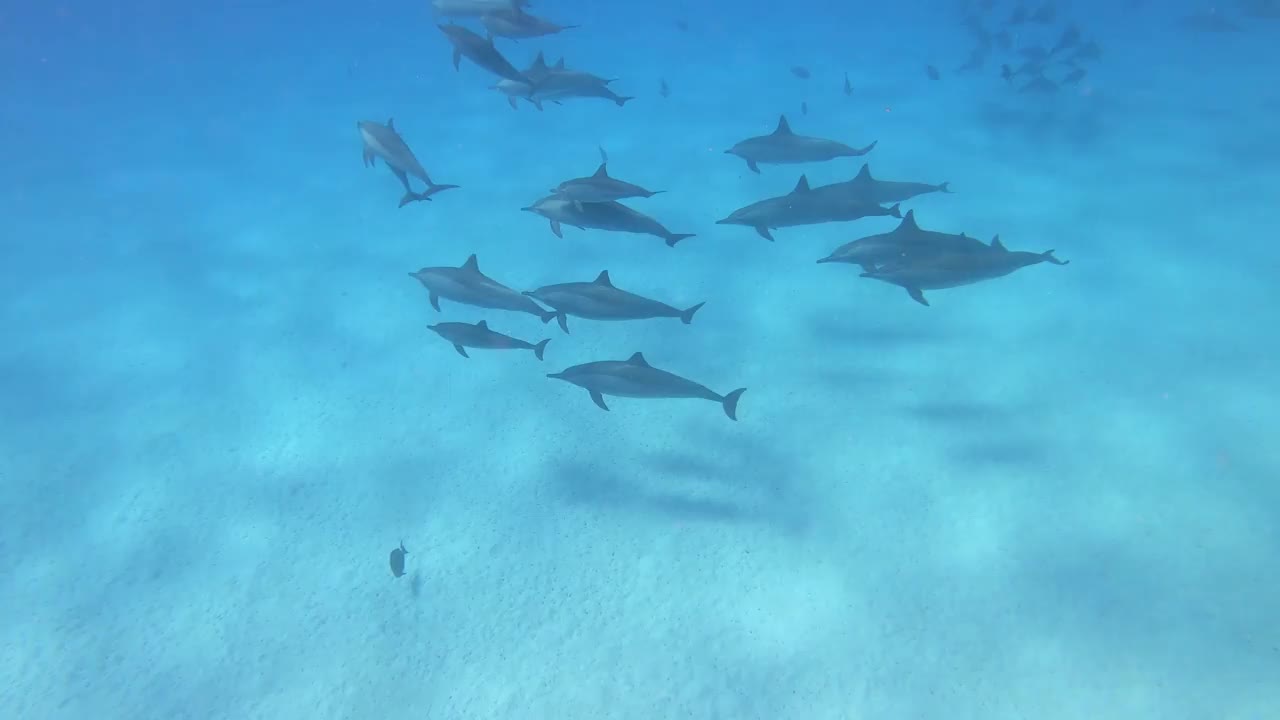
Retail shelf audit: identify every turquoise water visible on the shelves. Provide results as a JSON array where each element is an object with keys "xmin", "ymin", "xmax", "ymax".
[{"xmin": 2, "ymin": 0, "xmax": 1278, "ymax": 717}]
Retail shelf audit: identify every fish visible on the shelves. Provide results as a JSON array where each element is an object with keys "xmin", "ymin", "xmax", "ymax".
[
  {"xmin": 389, "ymin": 541, "xmax": 408, "ymax": 578},
  {"xmin": 521, "ymin": 196, "xmax": 695, "ymax": 246},
  {"xmin": 549, "ymin": 158, "xmax": 664, "ymax": 202},
  {"xmin": 357, "ymin": 119, "xmax": 459, "ymax": 207},
  {"xmin": 715, "ymin": 174, "xmax": 900, "ymax": 241},
  {"xmin": 859, "ymin": 235, "xmax": 1070, "ymax": 306},
  {"xmin": 408, "ymin": 254, "xmax": 557, "ymax": 321},
  {"xmin": 437, "ymin": 23, "xmax": 530, "ymax": 84},
  {"xmin": 524, "ymin": 270, "xmax": 705, "ymax": 334},
  {"xmin": 427, "ymin": 320, "xmax": 550, "ymax": 360},
  {"xmin": 547, "ymin": 352, "xmax": 746, "ymax": 420},
  {"xmin": 724, "ymin": 114, "xmax": 877, "ymax": 174},
  {"xmin": 480, "ymin": 8, "xmax": 578, "ymax": 39}
]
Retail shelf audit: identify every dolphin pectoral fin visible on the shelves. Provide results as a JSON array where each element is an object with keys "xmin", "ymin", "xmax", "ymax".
[
  {"xmin": 754, "ymin": 226, "xmax": 775, "ymax": 241},
  {"xmin": 533, "ymin": 338, "xmax": 550, "ymax": 361},
  {"xmin": 720, "ymin": 388, "xmax": 747, "ymax": 421},
  {"xmin": 906, "ymin": 287, "xmax": 930, "ymax": 306},
  {"xmin": 507, "ymin": 96, "xmax": 518, "ymax": 110},
  {"xmin": 454, "ymin": 344, "xmax": 469, "ymax": 358},
  {"xmin": 452, "ymin": 48, "xmax": 462, "ymax": 71},
  {"xmin": 589, "ymin": 390, "xmax": 610, "ymax": 411},
  {"xmin": 362, "ymin": 148, "xmax": 375, "ymax": 167},
  {"xmin": 556, "ymin": 312, "xmax": 569, "ymax": 334},
  {"xmin": 429, "ymin": 292, "xmax": 441, "ymax": 312},
  {"xmin": 746, "ymin": 159, "xmax": 760, "ymax": 173},
  {"xmin": 550, "ymin": 220, "xmax": 563, "ymax": 238}
]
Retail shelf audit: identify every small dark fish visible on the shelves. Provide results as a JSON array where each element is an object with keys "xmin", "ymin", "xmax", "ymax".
[
  {"xmin": 926, "ymin": 65, "xmax": 940, "ymax": 80},
  {"xmin": 791, "ymin": 66, "xmax": 811, "ymax": 79},
  {"xmin": 389, "ymin": 541, "xmax": 408, "ymax": 578},
  {"xmin": 659, "ymin": 78, "xmax": 670, "ymax": 98},
  {"xmin": 801, "ymin": 101, "xmax": 808, "ymax": 115},
  {"xmin": 843, "ymin": 72, "xmax": 852, "ymax": 96}
]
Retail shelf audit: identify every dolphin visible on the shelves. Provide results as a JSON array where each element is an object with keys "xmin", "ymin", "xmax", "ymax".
[
  {"xmin": 859, "ymin": 236, "xmax": 1070, "ymax": 306},
  {"xmin": 550, "ymin": 161, "xmax": 663, "ymax": 202},
  {"xmin": 437, "ymin": 24, "xmax": 530, "ymax": 84},
  {"xmin": 817, "ymin": 210, "xmax": 988, "ymax": 271},
  {"xmin": 427, "ymin": 319, "xmax": 550, "ymax": 360},
  {"xmin": 521, "ymin": 196, "xmax": 695, "ymax": 246},
  {"xmin": 838, "ymin": 163, "xmax": 952, "ymax": 204},
  {"xmin": 547, "ymin": 351, "xmax": 747, "ymax": 420},
  {"xmin": 715, "ymin": 175, "xmax": 901, "ymax": 241},
  {"xmin": 481, "ymin": 8, "xmax": 578, "ymax": 39},
  {"xmin": 724, "ymin": 114, "xmax": 877, "ymax": 174},
  {"xmin": 431, "ymin": 0, "xmax": 529, "ymax": 18},
  {"xmin": 357, "ymin": 119, "xmax": 460, "ymax": 207},
  {"xmin": 408, "ymin": 254, "xmax": 556, "ymax": 321},
  {"xmin": 522, "ymin": 54, "xmax": 633, "ymax": 106},
  {"xmin": 523, "ymin": 270, "xmax": 705, "ymax": 333}
]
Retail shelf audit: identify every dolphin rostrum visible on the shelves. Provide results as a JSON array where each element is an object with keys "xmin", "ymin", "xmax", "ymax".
[
  {"xmin": 521, "ymin": 196, "xmax": 695, "ymax": 246},
  {"xmin": 408, "ymin": 254, "xmax": 556, "ymax": 321},
  {"xmin": 437, "ymin": 24, "xmax": 531, "ymax": 84},
  {"xmin": 427, "ymin": 319, "xmax": 550, "ymax": 360},
  {"xmin": 859, "ymin": 236, "xmax": 1070, "ymax": 306},
  {"xmin": 547, "ymin": 352, "xmax": 747, "ymax": 420},
  {"xmin": 724, "ymin": 114, "xmax": 877, "ymax": 174},
  {"xmin": 358, "ymin": 119, "xmax": 459, "ymax": 207},
  {"xmin": 716, "ymin": 175, "xmax": 900, "ymax": 241},
  {"xmin": 523, "ymin": 270, "xmax": 705, "ymax": 333}
]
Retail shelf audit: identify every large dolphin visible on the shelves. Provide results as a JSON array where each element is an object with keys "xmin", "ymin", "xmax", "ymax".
[
  {"xmin": 817, "ymin": 210, "xmax": 986, "ymax": 271},
  {"xmin": 437, "ymin": 24, "xmax": 530, "ymax": 84},
  {"xmin": 859, "ymin": 236, "xmax": 1070, "ymax": 306},
  {"xmin": 716, "ymin": 175, "xmax": 901, "ymax": 241},
  {"xmin": 550, "ymin": 161, "xmax": 663, "ymax": 202},
  {"xmin": 408, "ymin": 254, "xmax": 556, "ymax": 321},
  {"xmin": 522, "ymin": 195, "xmax": 695, "ymax": 247},
  {"xmin": 357, "ymin": 119, "xmax": 459, "ymax": 207},
  {"xmin": 547, "ymin": 351, "xmax": 747, "ymax": 420},
  {"xmin": 481, "ymin": 8, "xmax": 578, "ymax": 39},
  {"xmin": 523, "ymin": 270, "xmax": 705, "ymax": 333},
  {"xmin": 838, "ymin": 163, "xmax": 952, "ymax": 204},
  {"xmin": 724, "ymin": 114, "xmax": 877, "ymax": 173},
  {"xmin": 427, "ymin": 319, "xmax": 550, "ymax": 360},
  {"xmin": 431, "ymin": 0, "xmax": 529, "ymax": 18}
]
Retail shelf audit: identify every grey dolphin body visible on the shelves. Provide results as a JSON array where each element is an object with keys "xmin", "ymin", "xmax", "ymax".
[
  {"xmin": 481, "ymin": 9, "xmax": 578, "ymax": 39},
  {"xmin": 551, "ymin": 162, "xmax": 663, "ymax": 202},
  {"xmin": 358, "ymin": 119, "xmax": 460, "ymax": 207},
  {"xmin": 427, "ymin": 319, "xmax": 550, "ymax": 359},
  {"xmin": 525, "ymin": 54, "xmax": 633, "ymax": 106},
  {"xmin": 838, "ymin": 163, "xmax": 952, "ymax": 204},
  {"xmin": 432, "ymin": 0, "xmax": 529, "ymax": 18},
  {"xmin": 524, "ymin": 270, "xmax": 705, "ymax": 333},
  {"xmin": 859, "ymin": 236, "xmax": 1070, "ymax": 306},
  {"xmin": 522, "ymin": 196, "xmax": 695, "ymax": 247},
  {"xmin": 724, "ymin": 114, "xmax": 877, "ymax": 173},
  {"xmin": 715, "ymin": 175, "xmax": 901, "ymax": 241},
  {"xmin": 408, "ymin": 254, "xmax": 556, "ymax": 321},
  {"xmin": 817, "ymin": 210, "xmax": 987, "ymax": 271},
  {"xmin": 438, "ymin": 24, "xmax": 530, "ymax": 84},
  {"xmin": 547, "ymin": 352, "xmax": 747, "ymax": 420}
]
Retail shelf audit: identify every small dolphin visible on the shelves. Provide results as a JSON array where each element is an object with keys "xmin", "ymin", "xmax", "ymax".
[
  {"xmin": 817, "ymin": 209, "xmax": 987, "ymax": 271},
  {"xmin": 481, "ymin": 8, "xmax": 578, "ymax": 39},
  {"xmin": 519, "ymin": 54, "xmax": 633, "ymax": 107},
  {"xmin": 841, "ymin": 163, "xmax": 952, "ymax": 204},
  {"xmin": 389, "ymin": 541, "xmax": 408, "ymax": 578},
  {"xmin": 521, "ymin": 196, "xmax": 694, "ymax": 247},
  {"xmin": 427, "ymin": 319, "xmax": 549, "ymax": 360},
  {"xmin": 431, "ymin": 0, "xmax": 529, "ymax": 18},
  {"xmin": 409, "ymin": 254, "xmax": 556, "ymax": 321},
  {"xmin": 547, "ymin": 351, "xmax": 746, "ymax": 420},
  {"xmin": 524, "ymin": 270, "xmax": 705, "ymax": 333},
  {"xmin": 859, "ymin": 236, "xmax": 1070, "ymax": 306},
  {"xmin": 358, "ymin": 119, "xmax": 460, "ymax": 207},
  {"xmin": 724, "ymin": 114, "xmax": 877, "ymax": 174},
  {"xmin": 716, "ymin": 174, "xmax": 900, "ymax": 241},
  {"xmin": 438, "ymin": 24, "xmax": 530, "ymax": 84},
  {"xmin": 550, "ymin": 161, "xmax": 663, "ymax": 203}
]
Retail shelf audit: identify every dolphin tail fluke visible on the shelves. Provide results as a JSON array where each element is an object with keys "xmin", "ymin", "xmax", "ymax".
[
  {"xmin": 425, "ymin": 182, "xmax": 461, "ymax": 198},
  {"xmin": 887, "ymin": 203, "xmax": 902, "ymax": 219},
  {"xmin": 398, "ymin": 191, "xmax": 432, "ymax": 207},
  {"xmin": 536, "ymin": 308, "xmax": 557, "ymax": 326},
  {"xmin": 665, "ymin": 233, "xmax": 695, "ymax": 247},
  {"xmin": 680, "ymin": 302, "xmax": 706, "ymax": 325},
  {"xmin": 614, "ymin": 96, "xmax": 635, "ymax": 107},
  {"xmin": 721, "ymin": 388, "xmax": 747, "ymax": 421},
  {"xmin": 1042, "ymin": 250, "xmax": 1070, "ymax": 266},
  {"xmin": 854, "ymin": 140, "xmax": 878, "ymax": 155},
  {"xmin": 533, "ymin": 338, "xmax": 550, "ymax": 361}
]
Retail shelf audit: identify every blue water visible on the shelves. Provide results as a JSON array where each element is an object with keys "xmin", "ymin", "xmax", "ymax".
[{"xmin": 3, "ymin": 0, "xmax": 1278, "ymax": 717}]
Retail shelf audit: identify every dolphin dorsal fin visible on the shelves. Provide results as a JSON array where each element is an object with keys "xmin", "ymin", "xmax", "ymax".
[
  {"xmin": 554, "ymin": 57, "xmax": 566, "ymax": 70},
  {"xmin": 594, "ymin": 270, "xmax": 613, "ymax": 286},
  {"xmin": 462, "ymin": 254, "xmax": 480, "ymax": 272},
  {"xmin": 387, "ymin": 117, "xmax": 395, "ymax": 129},
  {"xmin": 476, "ymin": 319, "xmax": 489, "ymax": 329},
  {"xmin": 592, "ymin": 163, "xmax": 609, "ymax": 178},
  {"xmin": 532, "ymin": 52, "xmax": 548, "ymax": 71},
  {"xmin": 626, "ymin": 352, "xmax": 650, "ymax": 367},
  {"xmin": 855, "ymin": 163, "xmax": 871, "ymax": 181},
  {"xmin": 991, "ymin": 235, "xmax": 1007, "ymax": 251},
  {"xmin": 792, "ymin": 175, "xmax": 811, "ymax": 193},
  {"xmin": 773, "ymin": 114, "xmax": 793, "ymax": 135},
  {"xmin": 900, "ymin": 210, "xmax": 920, "ymax": 232}
]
